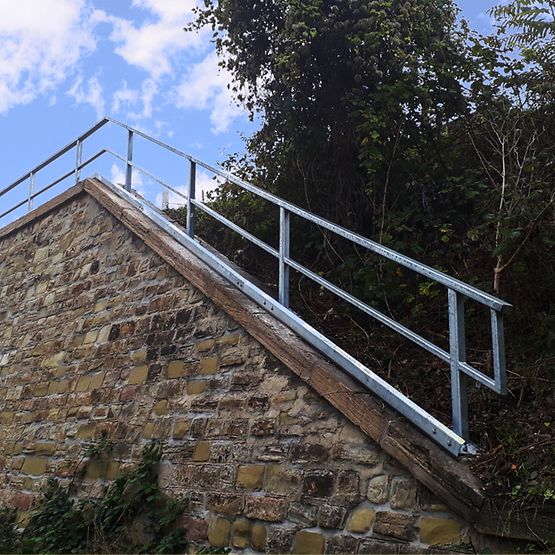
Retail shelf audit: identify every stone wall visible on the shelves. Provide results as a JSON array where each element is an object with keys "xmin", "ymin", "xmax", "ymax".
[{"xmin": 0, "ymin": 192, "xmax": 468, "ymax": 553}]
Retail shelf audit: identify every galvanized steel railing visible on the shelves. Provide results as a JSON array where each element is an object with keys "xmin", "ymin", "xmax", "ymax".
[{"xmin": 0, "ymin": 117, "xmax": 511, "ymax": 456}]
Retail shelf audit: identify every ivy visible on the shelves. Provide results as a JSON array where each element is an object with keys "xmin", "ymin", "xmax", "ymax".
[{"xmin": 0, "ymin": 442, "xmax": 189, "ymax": 554}]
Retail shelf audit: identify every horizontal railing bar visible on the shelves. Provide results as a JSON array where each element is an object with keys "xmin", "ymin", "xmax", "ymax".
[
  {"xmin": 458, "ymin": 361, "xmax": 496, "ymax": 390},
  {"xmin": 94, "ymin": 173, "xmax": 467, "ymax": 455},
  {"xmin": 0, "ymin": 118, "xmax": 109, "ymax": 199},
  {"xmin": 104, "ymin": 150, "xmax": 187, "ymax": 202},
  {"xmin": 286, "ymin": 256, "xmax": 451, "ymax": 362},
  {"xmin": 0, "ymin": 198, "xmax": 27, "ymax": 220},
  {"xmin": 104, "ymin": 121, "xmax": 507, "ymax": 389},
  {"xmin": 191, "ymin": 199, "xmax": 279, "ymax": 258},
  {"xmin": 105, "ymin": 147, "xmax": 279, "ymax": 258},
  {"xmin": 286, "ymin": 256, "xmax": 498, "ymax": 390},
  {"xmin": 106, "ymin": 117, "xmax": 510, "ymax": 313},
  {"xmin": 30, "ymin": 149, "xmax": 107, "ymax": 202},
  {"xmin": 0, "ymin": 150, "xmax": 106, "ymax": 221}
]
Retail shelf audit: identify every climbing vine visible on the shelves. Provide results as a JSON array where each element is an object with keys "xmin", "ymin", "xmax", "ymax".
[{"xmin": 0, "ymin": 442, "xmax": 188, "ymax": 554}]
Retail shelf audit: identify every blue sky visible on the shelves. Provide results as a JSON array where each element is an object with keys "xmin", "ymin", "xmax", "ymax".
[{"xmin": 0, "ymin": 0, "xmax": 497, "ymax": 225}]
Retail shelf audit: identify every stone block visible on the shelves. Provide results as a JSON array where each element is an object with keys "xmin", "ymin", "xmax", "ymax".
[
  {"xmin": 97, "ymin": 324, "xmax": 111, "ymax": 343},
  {"xmin": 128, "ymin": 365, "xmax": 148, "ymax": 384},
  {"xmin": 335, "ymin": 469, "xmax": 361, "ymax": 504},
  {"xmin": 153, "ymin": 399, "xmax": 169, "ymax": 416},
  {"xmin": 120, "ymin": 385, "xmax": 137, "ymax": 402},
  {"xmin": 346, "ymin": 507, "xmax": 375, "ymax": 533},
  {"xmin": 0, "ymin": 411, "xmax": 15, "ymax": 424},
  {"xmin": 318, "ymin": 504, "xmax": 346, "ymax": 529},
  {"xmin": 266, "ymin": 527, "xmax": 295, "ymax": 554},
  {"xmin": 75, "ymin": 376, "xmax": 91, "ymax": 392},
  {"xmin": 167, "ymin": 360, "xmax": 187, "ymax": 379},
  {"xmin": 207, "ymin": 492, "xmax": 243, "ymax": 515},
  {"xmin": 83, "ymin": 330, "xmax": 99, "ymax": 344},
  {"xmin": 332, "ymin": 442, "xmax": 380, "ymax": 465},
  {"xmin": 218, "ymin": 333, "xmax": 241, "ymax": 346},
  {"xmin": 186, "ymin": 380, "xmax": 209, "ymax": 395},
  {"xmin": 76, "ymin": 423, "xmax": 96, "ymax": 439},
  {"xmin": 172, "ymin": 419, "xmax": 190, "ymax": 439},
  {"xmin": 390, "ymin": 476, "xmax": 417, "ymax": 510},
  {"xmin": 419, "ymin": 517, "xmax": 461, "ymax": 546},
  {"xmin": 244, "ymin": 496, "xmax": 288, "ymax": 522},
  {"xmin": 265, "ymin": 464, "xmax": 302, "ymax": 495},
  {"xmin": 106, "ymin": 460, "xmax": 120, "ymax": 480},
  {"xmin": 236, "ymin": 464, "xmax": 265, "ymax": 489},
  {"xmin": 293, "ymin": 530, "xmax": 324, "ymax": 555},
  {"xmin": 367, "ymin": 475, "xmax": 389, "ymax": 504},
  {"xmin": 231, "ymin": 518, "xmax": 251, "ymax": 548},
  {"xmin": 193, "ymin": 441, "xmax": 211, "ymax": 462},
  {"xmin": 33, "ymin": 382, "xmax": 49, "ymax": 397},
  {"xmin": 288, "ymin": 502, "xmax": 318, "ymax": 527},
  {"xmin": 199, "ymin": 356, "xmax": 220, "ymax": 375},
  {"xmin": 208, "ymin": 517, "xmax": 231, "ymax": 547},
  {"xmin": 21, "ymin": 457, "xmax": 47, "ymax": 475},
  {"xmin": 303, "ymin": 471, "xmax": 334, "ymax": 498},
  {"xmin": 131, "ymin": 350, "xmax": 147, "ymax": 363},
  {"xmin": 358, "ymin": 538, "xmax": 404, "ymax": 554},
  {"xmin": 290, "ymin": 443, "xmax": 329, "ymax": 463},
  {"xmin": 85, "ymin": 459, "xmax": 109, "ymax": 479},
  {"xmin": 251, "ymin": 417, "xmax": 276, "ymax": 436},
  {"xmin": 247, "ymin": 395, "xmax": 269, "ymax": 411},
  {"xmin": 33, "ymin": 246, "xmax": 49, "ymax": 262},
  {"xmin": 180, "ymin": 516, "xmax": 208, "ymax": 542},
  {"xmin": 196, "ymin": 339, "xmax": 215, "ymax": 352},
  {"xmin": 251, "ymin": 522, "xmax": 267, "ymax": 551},
  {"xmin": 373, "ymin": 511, "xmax": 415, "ymax": 541},
  {"xmin": 89, "ymin": 371, "xmax": 105, "ymax": 391},
  {"xmin": 326, "ymin": 534, "xmax": 359, "ymax": 554}
]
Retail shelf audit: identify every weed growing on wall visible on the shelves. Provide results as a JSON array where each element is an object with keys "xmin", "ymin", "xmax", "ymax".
[{"xmin": 0, "ymin": 442, "xmax": 189, "ymax": 554}]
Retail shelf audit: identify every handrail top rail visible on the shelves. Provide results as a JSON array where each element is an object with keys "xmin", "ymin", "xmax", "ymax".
[
  {"xmin": 107, "ymin": 117, "xmax": 512, "ymax": 312},
  {"xmin": 0, "ymin": 118, "xmax": 110, "ymax": 198},
  {"xmin": 1, "ymin": 115, "xmax": 511, "ymax": 312}
]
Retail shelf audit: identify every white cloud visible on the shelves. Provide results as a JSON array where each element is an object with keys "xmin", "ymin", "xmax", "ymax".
[
  {"xmin": 175, "ymin": 51, "xmax": 245, "ymax": 134},
  {"xmin": 134, "ymin": 78, "xmax": 158, "ymax": 119},
  {"xmin": 93, "ymin": 1, "xmax": 205, "ymax": 79},
  {"xmin": 0, "ymin": 0, "xmax": 96, "ymax": 113},
  {"xmin": 67, "ymin": 75, "xmax": 105, "ymax": 117},
  {"xmin": 112, "ymin": 81, "xmax": 139, "ymax": 113},
  {"xmin": 112, "ymin": 78, "xmax": 160, "ymax": 120}
]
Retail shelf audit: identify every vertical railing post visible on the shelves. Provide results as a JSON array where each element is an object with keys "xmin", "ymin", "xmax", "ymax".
[
  {"xmin": 75, "ymin": 139, "xmax": 83, "ymax": 184},
  {"xmin": 186, "ymin": 161, "xmax": 196, "ymax": 237},
  {"xmin": 28, "ymin": 172, "xmax": 35, "ymax": 212},
  {"xmin": 491, "ymin": 309, "xmax": 507, "ymax": 394},
  {"xmin": 125, "ymin": 129, "xmax": 134, "ymax": 192},
  {"xmin": 279, "ymin": 207, "xmax": 291, "ymax": 307},
  {"xmin": 448, "ymin": 289, "xmax": 469, "ymax": 439}
]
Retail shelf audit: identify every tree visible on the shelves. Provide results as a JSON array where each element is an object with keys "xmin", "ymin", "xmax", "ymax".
[
  {"xmin": 490, "ymin": 0, "xmax": 555, "ymax": 65},
  {"xmin": 189, "ymin": 0, "xmax": 481, "ymax": 249}
]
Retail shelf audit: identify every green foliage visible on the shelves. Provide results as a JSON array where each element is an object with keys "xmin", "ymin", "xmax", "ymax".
[
  {"xmin": 186, "ymin": 0, "xmax": 555, "ymax": 503},
  {"xmin": 490, "ymin": 0, "xmax": 555, "ymax": 64},
  {"xmin": 189, "ymin": 0, "xmax": 479, "ymax": 241},
  {"xmin": 0, "ymin": 508, "xmax": 20, "ymax": 553},
  {"xmin": 0, "ymin": 442, "xmax": 188, "ymax": 554}
]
